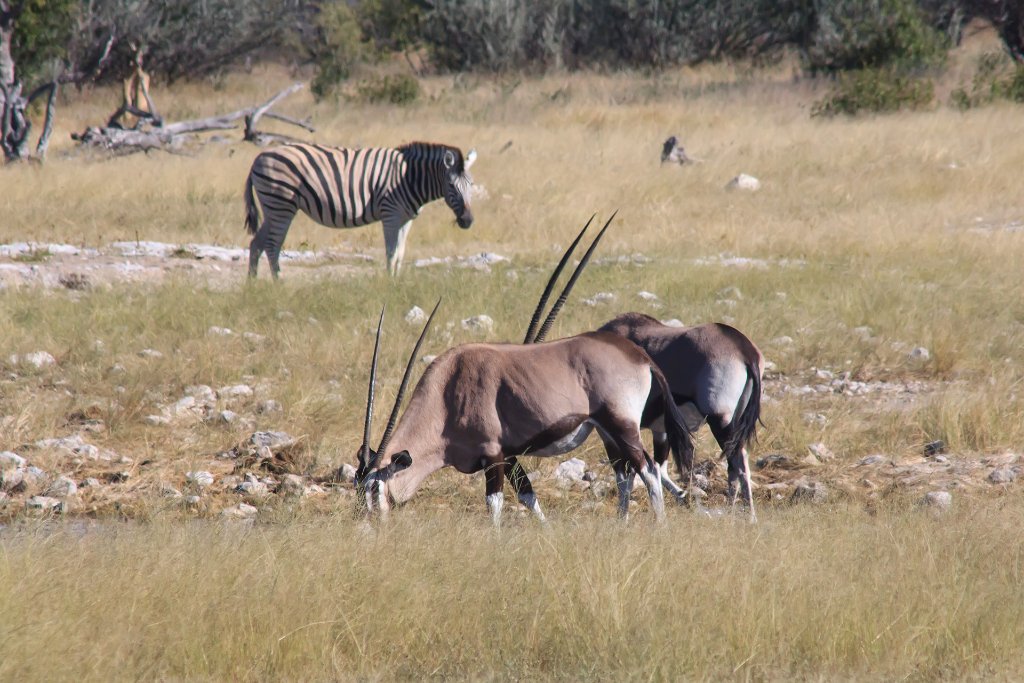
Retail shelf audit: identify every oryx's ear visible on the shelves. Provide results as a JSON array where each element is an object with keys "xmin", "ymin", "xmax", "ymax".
[
  {"xmin": 443, "ymin": 150, "xmax": 456, "ymax": 170},
  {"xmin": 390, "ymin": 450, "xmax": 412, "ymax": 472},
  {"xmin": 465, "ymin": 148, "xmax": 477, "ymax": 169}
]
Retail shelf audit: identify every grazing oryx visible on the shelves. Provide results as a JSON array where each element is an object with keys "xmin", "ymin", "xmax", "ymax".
[
  {"xmin": 598, "ymin": 313, "xmax": 764, "ymax": 519},
  {"xmin": 353, "ymin": 217, "xmax": 694, "ymax": 525},
  {"xmin": 244, "ymin": 141, "xmax": 476, "ymax": 277}
]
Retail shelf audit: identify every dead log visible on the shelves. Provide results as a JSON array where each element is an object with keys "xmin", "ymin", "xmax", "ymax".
[{"xmin": 73, "ymin": 82, "xmax": 314, "ymax": 157}]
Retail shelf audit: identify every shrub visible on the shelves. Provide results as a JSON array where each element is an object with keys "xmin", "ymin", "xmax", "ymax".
[
  {"xmin": 308, "ymin": 1, "xmax": 368, "ymax": 99},
  {"xmin": 804, "ymin": 0, "xmax": 949, "ymax": 73},
  {"xmin": 354, "ymin": 73, "xmax": 419, "ymax": 105},
  {"xmin": 812, "ymin": 67, "xmax": 935, "ymax": 116},
  {"xmin": 951, "ymin": 51, "xmax": 1024, "ymax": 109}
]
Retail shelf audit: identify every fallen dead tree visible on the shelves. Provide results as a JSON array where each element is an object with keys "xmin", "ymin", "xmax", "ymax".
[{"xmin": 71, "ymin": 82, "xmax": 314, "ymax": 156}]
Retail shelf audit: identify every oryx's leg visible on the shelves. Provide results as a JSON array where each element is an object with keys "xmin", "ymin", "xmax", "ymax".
[
  {"xmin": 709, "ymin": 416, "xmax": 756, "ymax": 522},
  {"xmin": 600, "ymin": 421, "xmax": 665, "ymax": 522},
  {"xmin": 382, "ymin": 217, "xmax": 413, "ymax": 276},
  {"xmin": 483, "ymin": 456, "xmax": 506, "ymax": 528},
  {"xmin": 597, "ymin": 433, "xmax": 633, "ymax": 519},
  {"xmin": 504, "ymin": 455, "xmax": 546, "ymax": 522},
  {"xmin": 651, "ymin": 431, "xmax": 687, "ymax": 505}
]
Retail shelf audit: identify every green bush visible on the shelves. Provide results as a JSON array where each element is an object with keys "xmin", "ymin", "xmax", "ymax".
[
  {"xmin": 812, "ymin": 67, "xmax": 935, "ymax": 116},
  {"xmin": 354, "ymin": 73, "xmax": 419, "ymax": 105},
  {"xmin": 308, "ymin": 1, "xmax": 368, "ymax": 100},
  {"xmin": 9, "ymin": 0, "xmax": 78, "ymax": 83},
  {"xmin": 805, "ymin": 0, "xmax": 949, "ymax": 73}
]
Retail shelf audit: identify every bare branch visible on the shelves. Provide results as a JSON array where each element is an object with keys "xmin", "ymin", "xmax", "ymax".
[{"xmin": 34, "ymin": 81, "xmax": 58, "ymax": 158}]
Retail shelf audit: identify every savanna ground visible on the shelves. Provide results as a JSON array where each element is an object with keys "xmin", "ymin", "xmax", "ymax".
[{"xmin": 1, "ymin": 29, "xmax": 1024, "ymax": 680}]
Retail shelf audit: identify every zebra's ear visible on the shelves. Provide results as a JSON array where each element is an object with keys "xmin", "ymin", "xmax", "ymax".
[
  {"xmin": 443, "ymin": 150, "xmax": 456, "ymax": 170},
  {"xmin": 465, "ymin": 148, "xmax": 477, "ymax": 169}
]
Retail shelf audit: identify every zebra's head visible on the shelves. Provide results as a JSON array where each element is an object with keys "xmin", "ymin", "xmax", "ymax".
[{"xmin": 443, "ymin": 148, "xmax": 475, "ymax": 229}]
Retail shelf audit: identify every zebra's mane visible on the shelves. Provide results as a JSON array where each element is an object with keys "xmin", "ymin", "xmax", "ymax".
[{"xmin": 397, "ymin": 141, "xmax": 464, "ymax": 171}]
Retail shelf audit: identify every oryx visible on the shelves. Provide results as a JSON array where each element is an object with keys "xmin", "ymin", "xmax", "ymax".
[
  {"xmin": 598, "ymin": 313, "xmax": 764, "ymax": 520},
  {"xmin": 352, "ymin": 217, "xmax": 693, "ymax": 525}
]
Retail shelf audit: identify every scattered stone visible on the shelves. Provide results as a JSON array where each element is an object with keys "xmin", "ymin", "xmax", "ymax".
[
  {"xmin": 236, "ymin": 480, "xmax": 269, "ymax": 496},
  {"xmin": 81, "ymin": 477, "xmax": 102, "ymax": 488},
  {"xmin": 0, "ymin": 451, "xmax": 26, "ymax": 469},
  {"xmin": 637, "ymin": 291, "xmax": 659, "ymax": 302},
  {"xmin": 989, "ymin": 468, "xmax": 1017, "ymax": 484},
  {"xmin": 307, "ymin": 317, "xmax": 319, "ymax": 326},
  {"xmin": 924, "ymin": 440, "xmax": 947, "ymax": 457},
  {"xmin": 461, "ymin": 315, "xmax": 494, "ymax": 333},
  {"xmin": 279, "ymin": 473, "xmax": 306, "ymax": 497},
  {"xmin": 242, "ymin": 332, "xmax": 267, "ymax": 344},
  {"xmin": 772, "ymin": 336, "xmax": 794, "ymax": 347},
  {"xmin": 8, "ymin": 351, "xmax": 57, "ymax": 369},
  {"xmin": 922, "ymin": 491, "xmax": 952, "ymax": 510},
  {"xmin": 256, "ymin": 400, "xmax": 282, "ymax": 414},
  {"xmin": 582, "ymin": 292, "xmax": 616, "ymax": 307},
  {"xmin": 213, "ymin": 410, "xmax": 237, "ymax": 424},
  {"xmin": 108, "ymin": 471, "xmax": 131, "ymax": 483},
  {"xmin": 138, "ymin": 349, "xmax": 164, "ymax": 359},
  {"xmin": 185, "ymin": 385, "xmax": 217, "ymax": 403},
  {"xmin": 554, "ymin": 458, "xmax": 587, "ymax": 486},
  {"xmin": 1, "ymin": 467, "xmax": 24, "ymax": 491},
  {"xmin": 726, "ymin": 173, "xmax": 761, "ymax": 191},
  {"xmin": 581, "ymin": 470, "xmax": 598, "ymax": 482},
  {"xmin": 909, "ymin": 346, "xmax": 930, "ymax": 362},
  {"xmin": 661, "ymin": 319, "xmax": 685, "ymax": 328},
  {"xmin": 44, "ymin": 475, "xmax": 78, "ymax": 498},
  {"xmin": 218, "ymin": 384, "xmax": 254, "ymax": 398},
  {"xmin": 169, "ymin": 396, "xmax": 198, "ymax": 417},
  {"xmin": 221, "ymin": 503, "xmax": 258, "ymax": 519},
  {"xmin": 791, "ymin": 480, "xmax": 828, "ymax": 504},
  {"xmin": 208, "ymin": 326, "xmax": 234, "ymax": 337},
  {"xmin": 807, "ymin": 443, "xmax": 836, "ymax": 462},
  {"xmin": 144, "ymin": 415, "xmax": 171, "ymax": 426},
  {"xmin": 340, "ymin": 463, "xmax": 357, "ymax": 483},
  {"xmin": 755, "ymin": 454, "xmax": 790, "ymax": 469},
  {"xmin": 184, "ymin": 495, "xmax": 202, "ymax": 507},
  {"xmin": 161, "ymin": 483, "xmax": 183, "ymax": 498},
  {"xmin": 852, "ymin": 326, "xmax": 874, "ymax": 340},
  {"xmin": 858, "ymin": 454, "xmax": 888, "ymax": 466},
  {"xmin": 405, "ymin": 306, "xmax": 426, "ymax": 324},
  {"xmin": 276, "ymin": 310, "xmax": 294, "ymax": 321},
  {"xmin": 717, "ymin": 286, "xmax": 743, "ymax": 300},
  {"xmin": 26, "ymin": 496, "xmax": 63, "ymax": 512},
  {"xmin": 186, "ymin": 471, "xmax": 215, "ymax": 488}
]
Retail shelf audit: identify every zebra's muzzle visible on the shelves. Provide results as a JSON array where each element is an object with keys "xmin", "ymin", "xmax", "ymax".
[{"xmin": 457, "ymin": 213, "xmax": 473, "ymax": 229}]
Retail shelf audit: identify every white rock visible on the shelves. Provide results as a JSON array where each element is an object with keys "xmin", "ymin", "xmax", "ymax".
[
  {"xmin": 207, "ymin": 326, "xmax": 234, "ymax": 337},
  {"xmin": 0, "ymin": 451, "xmax": 26, "ymax": 469},
  {"xmin": 852, "ymin": 326, "xmax": 874, "ymax": 340},
  {"xmin": 858, "ymin": 454, "xmax": 888, "ymax": 466},
  {"xmin": 82, "ymin": 477, "xmax": 102, "ymax": 488},
  {"xmin": 1, "ymin": 467, "xmax": 24, "ymax": 491},
  {"xmin": 405, "ymin": 306, "xmax": 426, "ymax": 324},
  {"xmin": 989, "ymin": 468, "xmax": 1017, "ymax": 484},
  {"xmin": 807, "ymin": 443, "xmax": 835, "ymax": 462},
  {"xmin": 661, "ymin": 319, "xmax": 685, "ymax": 328},
  {"xmin": 256, "ymin": 399, "xmax": 282, "ymax": 414},
  {"xmin": 554, "ymin": 458, "xmax": 587, "ymax": 484},
  {"xmin": 169, "ymin": 396, "xmax": 198, "ymax": 416},
  {"xmin": 45, "ymin": 475, "xmax": 78, "ymax": 498},
  {"xmin": 922, "ymin": 491, "xmax": 952, "ymax": 509},
  {"xmin": 340, "ymin": 463, "xmax": 357, "ymax": 482},
  {"xmin": 772, "ymin": 336, "xmax": 794, "ymax": 347},
  {"xmin": 243, "ymin": 332, "xmax": 267, "ymax": 344},
  {"xmin": 637, "ymin": 291, "xmax": 660, "ymax": 302},
  {"xmin": 8, "ymin": 351, "xmax": 56, "ymax": 369},
  {"xmin": 138, "ymin": 349, "xmax": 164, "ymax": 359},
  {"xmin": 218, "ymin": 384, "xmax": 254, "ymax": 398},
  {"xmin": 185, "ymin": 384, "xmax": 217, "ymax": 404},
  {"xmin": 184, "ymin": 495, "xmax": 202, "ymax": 506},
  {"xmin": 236, "ymin": 480, "xmax": 268, "ymax": 496},
  {"xmin": 461, "ymin": 315, "xmax": 494, "ymax": 333},
  {"xmin": 217, "ymin": 410, "xmax": 239, "ymax": 424},
  {"xmin": 726, "ymin": 173, "xmax": 761, "ymax": 191},
  {"xmin": 144, "ymin": 414, "xmax": 171, "ymax": 426},
  {"xmin": 186, "ymin": 470, "xmax": 215, "ymax": 488},
  {"xmin": 909, "ymin": 347, "xmax": 930, "ymax": 362},
  {"xmin": 582, "ymin": 292, "xmax": 616, "ymax": 307},
  {"xmin": 222, "ymin": 503, "xmax": 258, "ymax": 519},
  {"xmin": 279, "ymin": 473, "xmax": 306, "ymax": 497}
]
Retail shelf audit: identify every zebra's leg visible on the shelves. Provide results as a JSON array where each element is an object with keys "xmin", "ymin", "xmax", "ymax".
[
  {"xmin": 382, "ymin": 218, "xmax": 413, "ymax": 276},
  {"xmin": 253, "ymin": 198, "xmax": 297, "ymax": 280}
]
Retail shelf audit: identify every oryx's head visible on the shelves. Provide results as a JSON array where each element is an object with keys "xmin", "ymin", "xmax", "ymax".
[
  {"xmin": 442, "ymin": 147, "xmax": 475, "ymax": 230},
  {"xmin": 354, "ymin": 301, "xmax": 440, "ymax": 516}
]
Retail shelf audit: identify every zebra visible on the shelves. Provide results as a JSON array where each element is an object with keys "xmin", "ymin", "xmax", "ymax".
[{"xmin": 244, "ymin": 141, "xmax": 476, "ymax": 277}]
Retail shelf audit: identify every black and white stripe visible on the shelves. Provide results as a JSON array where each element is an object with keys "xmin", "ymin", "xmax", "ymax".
[{"xmin": 244, "ymin": 141, "xmax": 475, "ymax": 277}]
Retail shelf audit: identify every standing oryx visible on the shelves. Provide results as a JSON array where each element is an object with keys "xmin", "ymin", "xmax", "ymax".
[
  {"xmin": 352, "ymin": 217, "xmax": 694, "ymax": 525},
  {"xmin": 244, "ymin": 141, "xmax": 476, "ymax": 277},
  {"xmin": 598, "ymin": 313, "xmax": 764, "ymax": 520}
]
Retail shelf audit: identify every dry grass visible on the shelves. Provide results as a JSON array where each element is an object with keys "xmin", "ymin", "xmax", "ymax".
[
  {"xmin": 2, "ymin": 500, "xmax": 1023, "ymax": 681},
  {"xmin": 1, "ymin": 33, "xmax": 1024, "ymax": 679}
]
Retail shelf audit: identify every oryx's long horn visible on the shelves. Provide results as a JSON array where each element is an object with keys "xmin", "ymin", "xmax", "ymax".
[
  {"xmin": 359, "ymin": 306, "xmax": 386, "ymax": 472},
  {"xmin": 523, "ymin": 214, "xmax": 595, "ymax": 344},
  {"xmin": 533, "ymin": 210, "xmax": 617, "ymax": 344},
  {"xmin": 374, "ymin": 298, "xmax": 441, "ymax": 465}
]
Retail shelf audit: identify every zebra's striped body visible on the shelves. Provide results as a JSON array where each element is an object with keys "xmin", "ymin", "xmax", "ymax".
[{"xmin": 244, "ymin": 141, "xmax": 475, "ymax": 277}]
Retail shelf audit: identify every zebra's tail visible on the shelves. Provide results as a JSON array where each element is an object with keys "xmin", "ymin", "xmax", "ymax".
[{"xmin": 244, "ymin": 172, "xmax": 260, "ymax": 236}]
